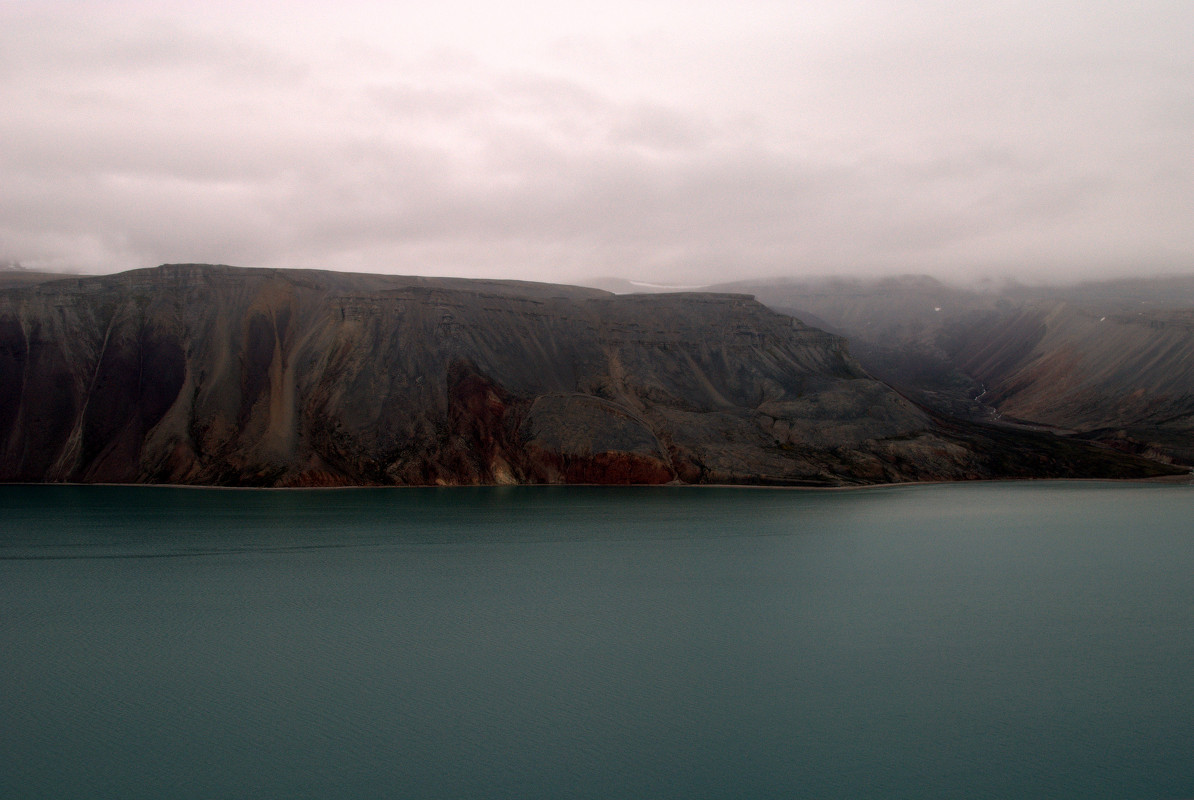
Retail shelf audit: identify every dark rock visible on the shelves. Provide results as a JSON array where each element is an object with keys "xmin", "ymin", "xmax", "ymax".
[{"xmin": 0, "ymin": 264, "xmax": 1180, "ymax": 486}]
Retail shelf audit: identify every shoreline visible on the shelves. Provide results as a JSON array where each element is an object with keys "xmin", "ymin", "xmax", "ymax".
[{"xmin": 2, "ymin": 473, "xmax": 1191, "ymax": 492}]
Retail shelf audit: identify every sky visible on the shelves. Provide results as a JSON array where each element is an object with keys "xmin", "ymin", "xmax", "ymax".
[{"xmin": 2, "ymin": 0, "xmax": 1193, "ymax": 286}]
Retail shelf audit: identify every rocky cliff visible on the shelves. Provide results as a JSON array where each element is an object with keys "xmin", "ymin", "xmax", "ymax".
[
  {"xmin": 717, "ymin": 274, "xmax": 1194, "ymax": 465},
  {"xmin": 0, "ymin": 265, "xmax": 1178, "ymax": 486}
]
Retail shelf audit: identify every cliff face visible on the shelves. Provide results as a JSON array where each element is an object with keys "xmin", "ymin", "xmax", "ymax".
[
  {"xmin": 717, "ymin": 275, "xmax": 1194, "ymax": 465},
  {"xmin": 0, "ymin": 265, "xmax": 1178, "ymax": 486},
  {"xmin": 940, "ymin": 304, "xmax": 1194, "ymax": 463},
  {"xmin": 945, "ymin": 305, "xmax": 1194, "ymax": 428}
]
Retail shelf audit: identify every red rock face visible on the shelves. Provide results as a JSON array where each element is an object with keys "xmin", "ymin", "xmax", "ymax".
[
  {"xmin": 278, "ymin": 470, "xmax": 361, "ymax": 488},
  {"xmin": 525, "ymin": 448, "xmax": 675, "ymax": 485}
]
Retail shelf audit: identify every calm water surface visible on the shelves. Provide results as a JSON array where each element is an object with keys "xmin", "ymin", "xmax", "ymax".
[{"xmin": 2, "ymin": 482, "xmax": 1193, "ymax": 799}]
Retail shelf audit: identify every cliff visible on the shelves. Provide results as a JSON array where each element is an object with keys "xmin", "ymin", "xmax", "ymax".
[
  {"xmin": 0, "ymin": 264, "xmax": 1178, "ymax": 486},
  {"xmin": 716, "ymin": 274, "xmax": 1194, "ymax": 465}
]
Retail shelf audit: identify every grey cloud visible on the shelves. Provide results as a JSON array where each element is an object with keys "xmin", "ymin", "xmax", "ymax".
[
  {"xmin": 3, "ymin": 1, "xmax": 1194, "ymax": 284},
  {"xmin": 5, "ymin": 13, "xmax": 307, "ymax": 86},
  {"xmin": 608, "ymin": 104, "xmax": 715, "ymax": 152}
]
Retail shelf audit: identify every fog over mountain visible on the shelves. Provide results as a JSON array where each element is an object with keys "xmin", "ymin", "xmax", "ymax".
[
  {"xmin": 3, "ymin": 1, "xmax": 1192, "ymax": 285},
  {"xmin": 714, "ymin": 273, "xmax": 1194, "ymax": 466}
]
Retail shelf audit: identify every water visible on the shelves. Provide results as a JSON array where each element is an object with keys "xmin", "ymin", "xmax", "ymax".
[{"xmin": 2, "ymin": 482, "xmax": 1193, "ymax": 799}]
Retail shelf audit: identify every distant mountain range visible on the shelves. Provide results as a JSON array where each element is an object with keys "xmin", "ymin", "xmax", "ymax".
[
  {"xmin": 0, "ymin": 264, "xmax": 1184, "ymax": 486},
  {"xmin": 713, "ymin": 274, "xmax": 1194, "ymax": 467}
]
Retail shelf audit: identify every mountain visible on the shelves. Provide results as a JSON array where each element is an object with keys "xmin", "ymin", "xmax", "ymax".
[
  {"xmin": 0, "ymin": 268, "xmax": 72, "ymax": 289},
  {"xmin": 0, "ymin": 264, "xmax": 1178, "ymax": 486},
  {"xmin": 717, "ymin": 274, "xmax": 1194, "ymax": 465}
]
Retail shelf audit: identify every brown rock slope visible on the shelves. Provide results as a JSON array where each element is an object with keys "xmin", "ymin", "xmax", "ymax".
[
  {"xmin": 0, "ymin": 264, "xmax": 1178, "ymax": 486},
  {"xmin": 715, "ymin": 274, "xmax": 1194, "ymax": 465},
  {"xmin": 946, "ymin": 303, "xmax": 1194, "ymax": 462}
]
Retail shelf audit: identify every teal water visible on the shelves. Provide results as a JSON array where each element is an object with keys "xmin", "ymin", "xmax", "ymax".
[{"xmin": 2, "ymin": 482, "xmax": 1193, "ymax": 799}]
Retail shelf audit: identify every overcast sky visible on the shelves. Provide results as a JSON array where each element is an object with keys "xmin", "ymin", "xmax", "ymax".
[{"xmin": 3, "ymin": 0, "xmax": 1193, "ymax": 285}]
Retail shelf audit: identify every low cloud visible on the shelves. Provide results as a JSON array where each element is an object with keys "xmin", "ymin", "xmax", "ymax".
[{"xmin": 3, "ymin": 1, "xmax": 1193, "ymax": 285}]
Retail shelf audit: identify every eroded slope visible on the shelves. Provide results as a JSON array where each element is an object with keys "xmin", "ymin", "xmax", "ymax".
[{"xmin": 1, "ymin": 265, "xmax": 1177, "ymax": 485}]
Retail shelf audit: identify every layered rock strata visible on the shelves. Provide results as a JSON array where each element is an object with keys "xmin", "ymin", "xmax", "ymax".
[{"xmin": 0, "ymin": 264, "xmax": 1178, "ymax": 485}]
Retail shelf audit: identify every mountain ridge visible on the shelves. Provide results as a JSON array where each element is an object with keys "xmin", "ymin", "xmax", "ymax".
[
  {"xmin": 0, "ymin": 264, "xmax": 1180, "ymax": 486},
  {"xmin": 715, "ymin": 274, "xmax": 1194, "ymax": 466}
]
